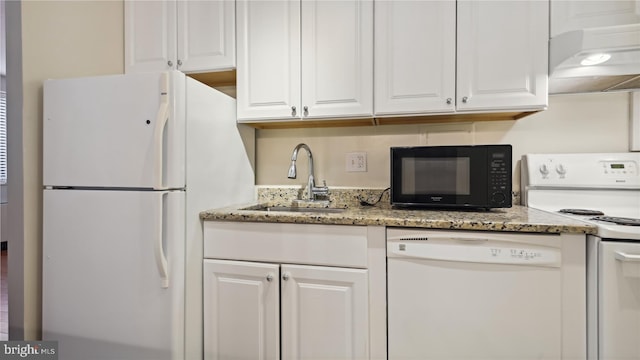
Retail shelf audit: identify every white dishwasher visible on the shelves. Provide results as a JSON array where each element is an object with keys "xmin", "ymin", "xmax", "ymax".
[{"xmin": 387, "ymin": 228, "xmax": 563, "ymax": 360}]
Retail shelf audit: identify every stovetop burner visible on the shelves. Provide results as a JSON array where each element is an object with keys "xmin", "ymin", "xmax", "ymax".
[
  {"xmin": 591, "ymin": 216, "xmax": 640, "ymax": 226},
  {"xmin": 559, "ymin": 208, "xmax": 605, "ymax": 216}
]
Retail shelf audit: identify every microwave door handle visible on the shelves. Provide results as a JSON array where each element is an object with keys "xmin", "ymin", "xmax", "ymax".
[{"xmin": 614, "ymin": 251, "xmax": 640, "ymax": 262}]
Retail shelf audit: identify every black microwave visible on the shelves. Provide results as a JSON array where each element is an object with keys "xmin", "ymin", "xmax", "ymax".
[{"xmin": 390, "ymin": 145, "xmax": 512, "ymax": 209}]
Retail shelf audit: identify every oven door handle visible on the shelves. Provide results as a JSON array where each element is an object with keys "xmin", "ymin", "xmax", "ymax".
[{"xmin": 614, "ymin": 251, "xmax": 640, "ymax": 262}]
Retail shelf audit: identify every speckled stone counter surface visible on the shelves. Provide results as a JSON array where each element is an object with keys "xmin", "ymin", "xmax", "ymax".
[{"xmin": 200, "ymin": 186, "xmax": 596, "ymax": 235}]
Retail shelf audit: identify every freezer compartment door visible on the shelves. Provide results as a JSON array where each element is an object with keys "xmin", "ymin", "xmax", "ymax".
[
  {"xmin": 43, "ymin": 71, "xmax": 185, "ymax": 189},
  {"xmin": 42, "ymin": 189, "xmax": 185, "ymax": 360}
]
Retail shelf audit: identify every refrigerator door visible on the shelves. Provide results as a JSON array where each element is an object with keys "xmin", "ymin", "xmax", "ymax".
[
  {"xmin": 43, "ymin": 71, "xmax": 186, "ymax": 189},
  {"xmin": 42, "ymin": 189, "xmax": 185, "ymax": 360}
]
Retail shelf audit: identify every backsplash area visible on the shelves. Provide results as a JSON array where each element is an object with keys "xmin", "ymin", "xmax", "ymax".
[
  {"xmin": 255, "ymin": 92, "xmax": 631, "ymax": 194},
  {"xmin": 257, "ymin": 186, "xmax": 521, "ymax": 208}
]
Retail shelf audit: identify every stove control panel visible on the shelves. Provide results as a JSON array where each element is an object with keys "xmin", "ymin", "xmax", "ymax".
[
  {"xmin": 601, "ymin": 160, "xmax": 637, "ymax": 175},
  {"xmin": 522, "ymin": 153, "xmax": 640, "ymax": 188}
]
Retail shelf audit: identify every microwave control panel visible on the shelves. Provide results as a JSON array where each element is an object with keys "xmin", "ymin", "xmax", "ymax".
[{"xmin": 488, "ymin": 149, "xmax": 511, "ymax": 206}]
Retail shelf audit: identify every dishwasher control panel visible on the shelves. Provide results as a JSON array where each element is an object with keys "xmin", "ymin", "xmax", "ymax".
[{"xmin": 388, "ymin": 228, "xmax": 562, "ymax": 268}]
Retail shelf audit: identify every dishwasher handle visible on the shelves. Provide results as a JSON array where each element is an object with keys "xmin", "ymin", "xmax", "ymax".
[{"xmin": 387, "ymin": 241, "xmax": 561, "ymax": 267}]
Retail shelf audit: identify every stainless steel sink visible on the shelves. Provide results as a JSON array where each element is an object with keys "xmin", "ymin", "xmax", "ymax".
[{"xmin": 242, "ymin": 205, "xmax": 346, "ymax": 214}]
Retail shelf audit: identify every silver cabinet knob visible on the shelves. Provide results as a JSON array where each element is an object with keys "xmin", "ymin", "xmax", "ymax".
[
  {"xmin": 167, "ymin": 60, "xmax": 173, "ymax": 67},
  {"xmin": 462, "ymin": 96, "xmax": 468, "ymax": 103},
  {"xmin": 177, "ymin": 59, "xmax": 183, "ymax": 66},
  {"xmin": 446, "ymin": 98, "xmax": 452, "ymax": 105},
  {"xmin": 291, "ymin": 106, "xmax": 297, "ymax": 117},
  {"xmin": 282, "ymin": 272, "xmax": 290, "ymax": 281},
  {"xmin": 303, "ymin": 106, "xmax": 309, "ymax": 117},
  {"xmin": 266, "ymin": 273, "xmax": 274, "ymax": 282}
]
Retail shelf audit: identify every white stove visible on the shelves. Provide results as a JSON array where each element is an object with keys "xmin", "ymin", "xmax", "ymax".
[
  {"xmin": 522, "ymin": 152, "xmax": 640, "ymax": 240},
  {"xmin": 522, "ymin": 152, "xmax": 640, "ymax": 360}
]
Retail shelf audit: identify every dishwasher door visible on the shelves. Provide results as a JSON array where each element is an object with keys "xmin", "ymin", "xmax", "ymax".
[{"xmin": 387, "ymin": 229, "xmax": 563, "ymax": 360}]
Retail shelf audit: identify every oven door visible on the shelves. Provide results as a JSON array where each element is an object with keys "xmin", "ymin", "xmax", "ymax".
[{"xmin": 595, "ymin": 239, "xmax": 640, "ymax": 360}]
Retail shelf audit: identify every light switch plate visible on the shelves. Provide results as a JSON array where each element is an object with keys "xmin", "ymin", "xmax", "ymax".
[{"xmin": 346, "ymin": 152, "xmax": 367, "ymax": 172}]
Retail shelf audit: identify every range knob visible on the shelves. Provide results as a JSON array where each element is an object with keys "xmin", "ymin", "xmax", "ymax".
[
  {"xmin": 539, "ymin": 164, "xmax": 549, "ymax": 176},
  {"xmin": 556, "ymin": 164, "xmax": 567, "ymax": 175}
]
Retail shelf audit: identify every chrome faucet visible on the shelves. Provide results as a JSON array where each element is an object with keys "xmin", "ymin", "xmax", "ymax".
[{"xmin": 287, "ymin": 143, "xmax": 329, "ymax": 201}]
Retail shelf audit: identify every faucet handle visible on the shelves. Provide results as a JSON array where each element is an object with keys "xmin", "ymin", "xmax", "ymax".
[{"xmin": 312, "ymin": 180, "xmax": 329, "ymax": 197}]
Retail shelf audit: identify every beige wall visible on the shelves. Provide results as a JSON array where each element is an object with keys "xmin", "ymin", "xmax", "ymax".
[
  {"xmin": 11, "ymin": 0, "xmax": 123, "ymax": 339},
  {"xmin": 257, "ymin": 92, "xmax": 631, "ymax": 192}
]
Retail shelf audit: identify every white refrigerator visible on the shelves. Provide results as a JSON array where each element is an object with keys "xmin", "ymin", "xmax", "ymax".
[{"xmin": 42, "ymin": 71, "xmax": 255, "ymax": 360}]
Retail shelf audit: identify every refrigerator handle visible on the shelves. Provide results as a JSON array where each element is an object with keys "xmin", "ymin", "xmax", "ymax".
[
  {"xmin": 153, "ymin": 74, "xmax": 170, "ymax": 190},
  {"xmin": 615, "ymin": 251, "xmax": 640, "ymax": 262},
  {"xmin": 155, "ymin": 192, "xmax": 170, "ymax": 288}
]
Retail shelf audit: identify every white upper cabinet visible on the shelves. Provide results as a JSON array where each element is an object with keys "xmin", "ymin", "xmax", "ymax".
[
  {"xmin": 456, "ymin": 0, "xmax": 548, "ymax": 112},
  {"xmin": 374, "ymin": 1, "xmax": 456, "ymax": 115},
  {"xmin": 299, "ymin": 0, "xmax": 374, "ymax": 120},
  {"xmin": 125, "ymin": 1, "xmax": 177, "ymax": 73},
  {"xmin": 236, "ymin": 0, "xmax": 301, "ymax": 120},
  {"xmin": 375, "ymin": 0, "xmax": 548, "ymax": 116},
  {"xmin": 551, "ymin": 0, "xmax": 640, "ymax": 37},
  {"xmin": 237, "ymin": 0, "xmax": 373, "ymax": 122},
  {"xmin": 125, "ymin": 0, "xmax": 235, "ymax": 74}
]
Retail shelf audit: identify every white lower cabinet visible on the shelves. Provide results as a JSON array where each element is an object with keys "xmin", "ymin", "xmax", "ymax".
[
  {"xmin": 204, "ymin": 259, "xmax": 368, "ymax": 360},
  {"xmin": 281, "ymin": 264, "xmax": 368, "ymax": 360},
  {"xmin": 203, "ymin": 222, "xmax": 386, "ymax": 360},
  {"xmin": 203, "ymin": 260, "xmax": 280, "ymax": 360}
]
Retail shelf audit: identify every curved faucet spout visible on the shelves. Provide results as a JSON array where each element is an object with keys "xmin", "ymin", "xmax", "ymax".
[
  {"xmin": 288, "ymin": 143, "xmax": 313, "ymax": 181},
  {"xmin": 287, "ymin": 143, "xmax": 325, "ymax": 201}
]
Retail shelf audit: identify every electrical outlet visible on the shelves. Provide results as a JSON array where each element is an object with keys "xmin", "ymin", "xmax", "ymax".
[{"xmin": 346, "ymin": 152, "xmax": 367, "ymax": 172}]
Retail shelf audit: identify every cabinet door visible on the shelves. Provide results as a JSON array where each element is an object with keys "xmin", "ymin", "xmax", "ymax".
[
  {"xmin": 457, "ymin": 0, "xmax": 548, "ymax": 112},
  {"xmin": 300, "ymin": 0, "xmax": 373, "ymax": 119},
  {"xmin": 236, "ymin": 0, "xmax": 301, "ymax": 121},
  {"xmin": 551, "ymin": 1, "xmax": 640, "ymax": 37},
  {"xmin": 124, "ymin": 0, "xmax": 177, "ymax": 73},
  {"xmin": 374, "ymin": 1, "xmax": 456, "ymax": 116},
  {"xmin": 203, "ymin": 260, "xmax": 280, "ymax": 360},
  {"xmin": 177, "ymin": 0, "xmax": 235, "ymax": 72},
  {"xmin": 281, "ymin": 264, "xmax": 369, "ymax": 360}
]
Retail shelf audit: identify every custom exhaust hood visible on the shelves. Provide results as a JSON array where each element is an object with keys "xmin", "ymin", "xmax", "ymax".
[{"xmin": 549, "ymin": 23, "xmax": 640, "ymax": 94}]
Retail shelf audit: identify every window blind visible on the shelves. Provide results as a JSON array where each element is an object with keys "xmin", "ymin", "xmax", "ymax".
[{"xmin": 0, "ymin": 90, "xmax": 6, "ymax": 185}]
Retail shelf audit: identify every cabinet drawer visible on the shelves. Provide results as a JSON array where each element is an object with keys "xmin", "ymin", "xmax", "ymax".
[{"xmin": 204, "ymin": 221, "xmax": 369, "ymax": 268}]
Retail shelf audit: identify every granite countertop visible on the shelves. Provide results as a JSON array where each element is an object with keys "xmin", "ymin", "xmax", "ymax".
[{"xmin": 200, "ymin": 187, "xmax": 596, "ymax": 235}]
